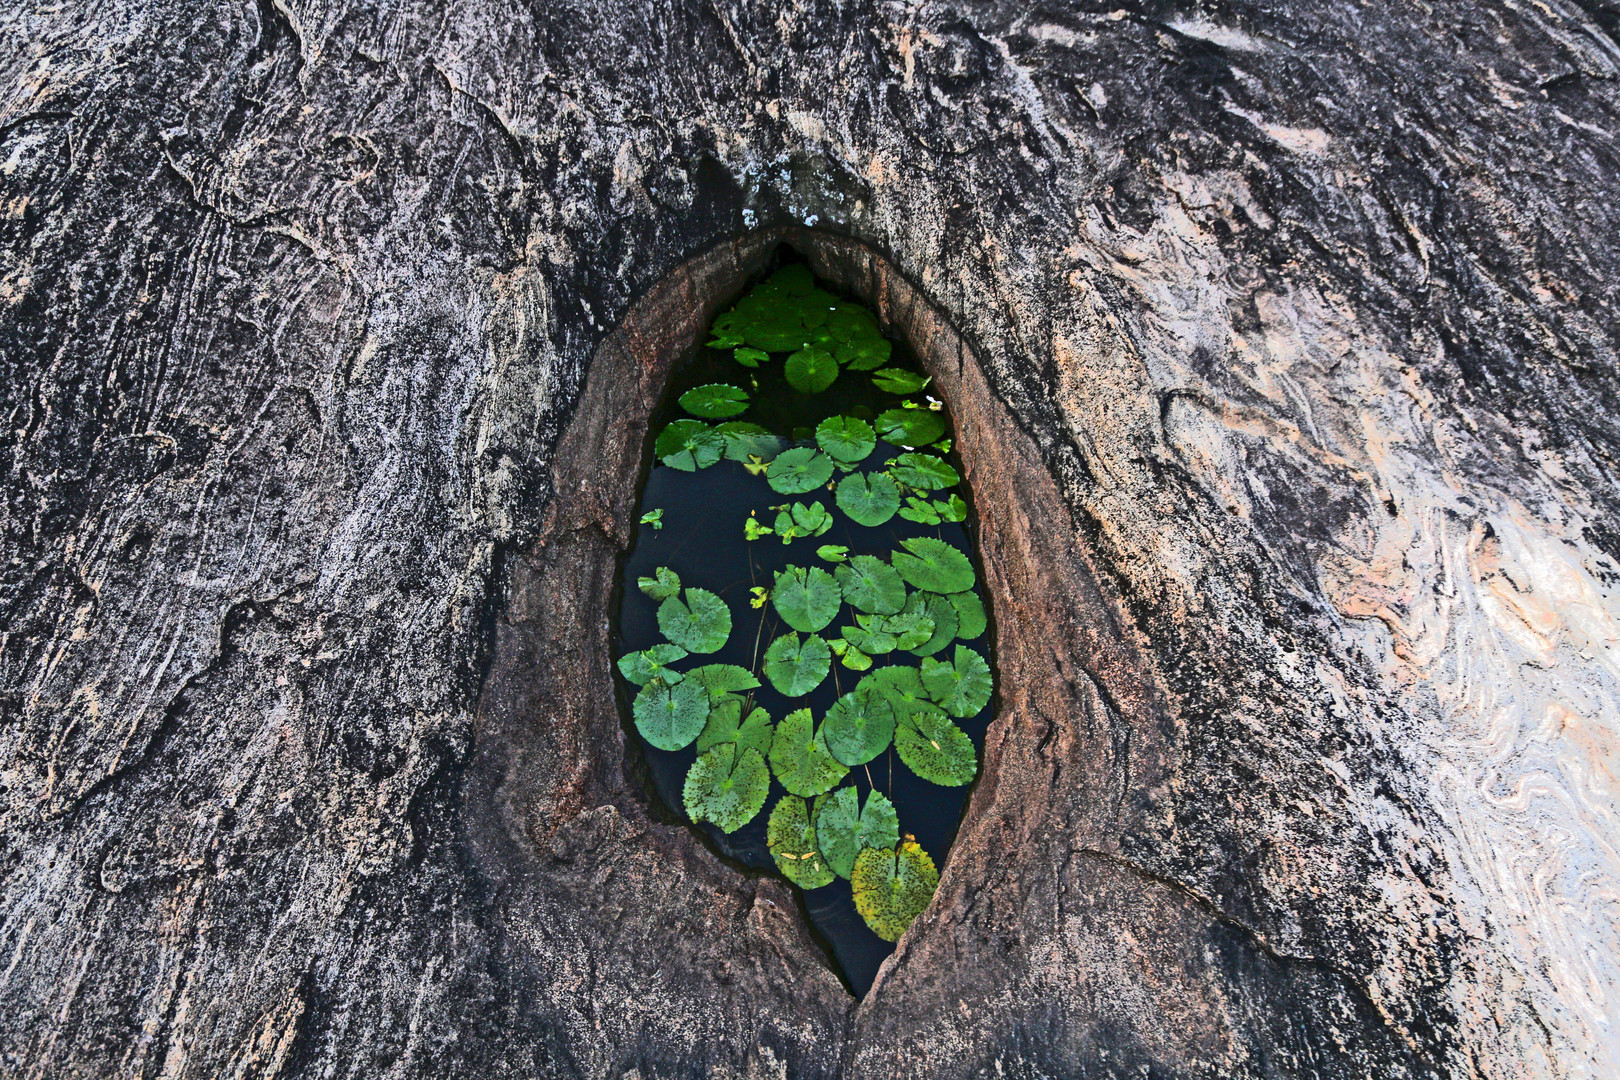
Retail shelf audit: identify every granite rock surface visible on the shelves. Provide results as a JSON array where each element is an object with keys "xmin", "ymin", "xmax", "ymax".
[{"xmin": 3, "ymin": 1, "xmax": 1618, "ymax": 1077}]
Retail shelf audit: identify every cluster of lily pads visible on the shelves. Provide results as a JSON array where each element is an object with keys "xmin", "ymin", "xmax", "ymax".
[{"xmin": 618, "ymin": 265, "xmax": 992, "ymax": 943}]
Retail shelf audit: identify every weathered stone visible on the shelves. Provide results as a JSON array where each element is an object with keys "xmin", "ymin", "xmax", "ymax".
[{"xmin": 3, "ymin": 2, "xmax": 1618, "ymax": 1077}]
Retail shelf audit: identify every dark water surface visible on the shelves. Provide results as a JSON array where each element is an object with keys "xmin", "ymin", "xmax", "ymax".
[{"xmin": 614, "ymin": 262, "xmax": 993, "ymax": 996}]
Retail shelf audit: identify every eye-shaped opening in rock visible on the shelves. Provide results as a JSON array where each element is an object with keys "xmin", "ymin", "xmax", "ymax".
[
  {"xmin": 613, "ymin": 249, "xmax": 996, "ymax": 995},
  {"xmin": 470, "ymin": 226, "xmax": 1140, "ymax": 1026}
]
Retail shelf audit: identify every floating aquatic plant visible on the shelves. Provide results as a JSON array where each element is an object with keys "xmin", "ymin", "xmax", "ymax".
[
  {"xmin": 785, "ymin": 346, "xmax": 839, "ymax": 393},
  {"xmin": 835, "ymin": 555, "xmax": 907, "ymax": 615},
  {"xmin": 656, "ymin": 418, "xmax": 725, "ymax": 471},
  {"xmin": 769, "ymin": 707, "xmax": 848, "ymax": 796},
  {"xmin": 618, "ymin": 263, "xmax": 995, "ymax": 950},
  {"xmin": 772, "ymin": 565, "xmax": 841, "ymax": 633},
  {"xmin": 890, "ymin": 536, "xmax": 976, "ymax": 594},
  {"xmin": 716, "ymin": 421, "xmax": 786, "ymax": 463},
  {"xmin": 887, "ymin": 452, "xmax": 959, "ymax": 491},
  {"xmin": 894, "ymin": 706, "xmax": 977, "ymax": 786},
  {"xmin": 637, "ymin": 566, "xmax": 680, "ymax": 600},
  {"xmin": 684, "ymin": 743, "xmax": 771, "ymax": 832},
  {"xmin": 768, "ymin": 795, "xmax": 835, "ymax": 888},
  {"xmin": 680, "ymin": 383, "xmax": 751, "ymax": 419},
  {"xmin": 950, "ymin": 591, "xmax": 987, "ymax": 639},
  {"xmin": 816, "ymin": 415, "xmax": 877, "ymax": 463},
  {"xmin": 822, "ymin": 687, "xmax": 896, "ymax": 767},
  {"xmin": 870, "ymin": 368, "xmax": 931, "ymax": 395},
  {"xmin": 695, "ymin": 698, "xmax": 775, "ymax": 759},
  {"xmin": 763, "ymin": 632, "xmax": 831, "ymax": 697},
  {"xmin": 766, "ymin": 447, "xmax": 835, "ymax": 494},
  {"xmin": 657, "ymin": 588, "xmax": 732, "ymax": 653},
  {"xmin": 688, "ymin": 663, "xmax": 761, "ymax": 701},
  {"xmin": 816, "ymin": 787, "xmax": 899, "ymax": 880},
  {"xmin": 773, "ymin": 500, "xmax": 833, "ymax": 543},
  {"xmin": 617, "ymin": 643, "xmax": 687, "ymax": 686},
  {"xmin": 921, "ymin": 645, "xmax": 994, "ymax": 717},
  {"xmin": 835, "ymin": 471, "xmax": 901, "ymax": 527},
  {"xmin": 875, "ymin": 407, "xmax": 946, "ymax": 448},
  {"xmin": 852, "ymin": 839, "xmax": 939, "ymax": 942},
  {"xmin": 632, "ymin": 678, "xmax": 709, "ymax": 751}
]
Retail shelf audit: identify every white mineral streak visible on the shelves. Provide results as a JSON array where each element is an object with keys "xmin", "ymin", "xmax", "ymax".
[{"xmin": 1055, "ymin": 165, "xmax": 1620, "ymax": 1074}]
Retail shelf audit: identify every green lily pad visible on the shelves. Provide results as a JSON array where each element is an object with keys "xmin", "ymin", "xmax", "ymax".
[
  {"xmin": 895, "ymin": 705, "xmax": 977, "ymax": 785},
  {"xmin": 733, "ymin": 346, "xmax": 769, "ymax": 368},
  {"xmin": 785, "ymin": 346, "xmax": 839, "ymax": 393},
  {"xmin": 891, "ymin": 536, "xmax": 976, "ymax": 594},
  {"xmin": 897, "ymin": 496, "xmax": 940, "ymax": 526},
  {"xmin": 835, "ymin": 472, "xmax": 900, "ymax": 527},
  {"xmin": 767, "ymin": 795, "xmax": 835, "ymax": 889},
  {"xmin": 839, "ymin": 644, "xmax": 873, "ymax": 671},
  {"xmin": 858, "ymin": 665, "xmax": 931, "ymax": 715},
  {"xmin": 874, "ymin": 608, "xmax": 935, "ymax": 652},
  {"xmin": 687, "ymin": 663, "xmax": 761, "ymax": 701},
  {"xmin": 617, "ymin": 643, "xmax": 688, "ymax": 686},
  {"xmin": 763, "ymin": 632, "xmax": 831, "ymax": 697},
  {"xmin": 632, "ymin": 678, "xmax": 710, "ymax": 751},
  {"xmin": 950, "ymin": 591, "xmax": 987, "ymax": 640},
  {"xmin": 805, "ymin": 291, "xmax": 838, "ymax": 315},
  {"xmin": 816, "ymin": 544, "xmax": 850, "ymax": 563},
  {"xmin": 724, "ymin": 287, "xmax": 824, "ymax": 353},
  {"xmin": 680, "ymin": 383, "xmax": 750, "ymax": 419},
  {"xmin": 875, "ymin": 408, "xmax": 946, "ymax": 448},
  {"xmin": 903, "ymin": 591, "xmax": 958, "ymax": 657},
  {"xmin": 837, "ymin": 335, "xmax": 892, "ymax": 370},
  {"xmin": 852, "ymin": 839, "xmax": 939, "ymax": 941},
  {"xmin": 768, "ymin": 707, "xmax": 848, "ymax": 796},
  {"xmin": 887, "ymin": 452, "xmax": 959, "ymax": 491},
  {"xmin": 822, "ymin": 687, "xmax": 897, "ymax": 766},
  {"xmin": 920, "ymin": 645, "xmax": 993, "ymax": 717},
  {"xmin": 655, "ymin": 419, "xmax": 724, "ymax": 470},
  {"xmin": 772, "ymin": 565, "xmax": 841, "ymax": 633},
  {"xmin": 636, "ymin": 566, "xmax": 681, "ymax": 601},
  {"xmin": 815, "ymin": 787, "xmax": 901, "ymax": 880},
  {"xmin": 757, "ymin": 323, "xmax": 818, "ymax": 353},
  {"xmin": 825, "ymin": 302, "xmax": 878, "ymax": 340},
  {"xmin": 716, "ymin": 421, "xmax": 786, "ymax": 463},
  {"xmin": 834, "ymin": 555, "xmax": 907, "ymax": 615},
  {"xmin": 684, "ymin": 744, "xmax": 770, "ymax": 833},
  {"xmin": 707, "ymin": 310, "xmax": 749, "ymax": 348},
  {"xmin": 796, "ymin": 501, "xmax": 834, "ymax": 533},
  {"xmin": 815, "ymin": 415, "xmax": 877, "ymax": 463},
  {"xmin": 658, "ymin": 588, "xmax": 732, "ymax": 653},
  {"xmin": 695, "ymin": 698, "xmax": 775, "ymax": 759},
  {"xmin": 842, "ymin": 619, "xmax": 898, "ymax": 657},
  {"xmin": 773, "ymin": 500, "xmax": 832, "ymax": 543},
  {"xmin": 804, "ymin": 327, "xmax": 839, "ymax": 353},
  {"xmin": 766, "ymin": 447, "xmax": 835, "ymax": 494},
  {"xmin": 871, "ymin": 368, "xmax": 931, "ymax": 395}
]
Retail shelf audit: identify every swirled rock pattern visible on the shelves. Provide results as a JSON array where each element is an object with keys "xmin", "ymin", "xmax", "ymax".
[{"xmin": 3, "ymin": 1, "xmax": 1617, "ymax": 1077}]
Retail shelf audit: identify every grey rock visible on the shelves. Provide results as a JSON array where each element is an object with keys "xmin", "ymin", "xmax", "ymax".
[{"xmin": 3, "ymin": 2, "xmax": 1617, "ymax": 1078}]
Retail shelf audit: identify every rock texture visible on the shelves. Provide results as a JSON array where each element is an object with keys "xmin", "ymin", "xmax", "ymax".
[{"xmin": 3, "ymin": 2, "xmax": 1618, "ymax": 1078}]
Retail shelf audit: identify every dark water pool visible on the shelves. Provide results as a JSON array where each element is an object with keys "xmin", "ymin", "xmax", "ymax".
[{"xmin": 614, "ymin": 257, "xmax": 993, "ymax": 995}]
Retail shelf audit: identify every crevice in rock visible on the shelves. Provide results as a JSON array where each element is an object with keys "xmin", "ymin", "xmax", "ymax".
[
  {"xmin": 461, "ymin": 235, "xmax": 992, "ymax": 1008},
  {"xmin": 458, "ymin": 227, "xmax": 1264, "ymax": 1073}
]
